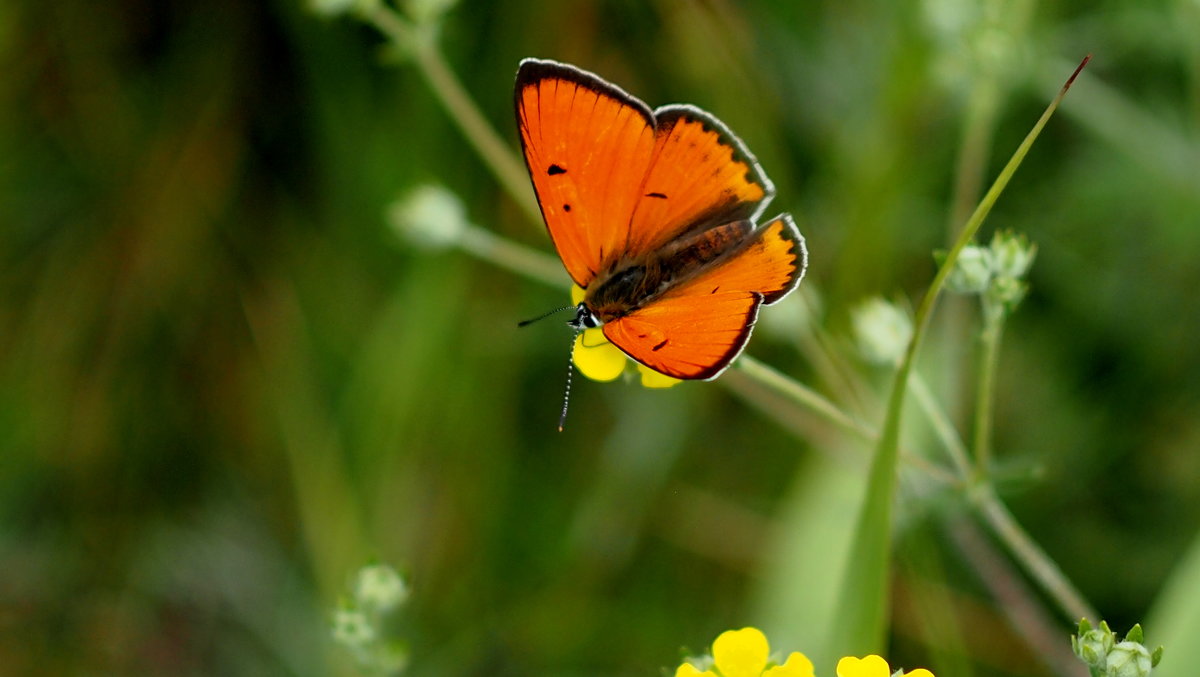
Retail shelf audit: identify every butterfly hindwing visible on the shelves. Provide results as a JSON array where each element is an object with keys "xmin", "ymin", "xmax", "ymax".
[
  {"xmin": 602, "ymin": 215, "xmax": 807, "ymax": 379},
  {"xmin": 602, "ymin": 290, "xmax": 761, "ymax": 380}
]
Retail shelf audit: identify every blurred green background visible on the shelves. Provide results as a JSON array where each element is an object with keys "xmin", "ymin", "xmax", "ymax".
[{"xmin": 2, "ymin": 0, "xmax": 1198, "ymax": 675}]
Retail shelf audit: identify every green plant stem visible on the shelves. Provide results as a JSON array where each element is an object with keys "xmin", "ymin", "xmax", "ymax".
[
  {"xmin": 972, "ymin": 319, "xmax": 1003, "ymax": 478},
  {"xmin": 909, "ymin": 371, "xmax": 972, "ymax": 479},
  {"xmin": 947, "ymin": 80, "xmax": 1001, "ymax": 238},
  {"xmin": 458, "ymin": 224, "xmax": 565, "ymax": 289},
  {"xmin": 972, "ymin": 484, "xmax": 1099, "ymax": 622},
  {"xmin": 737, "ymin": 356, "xmax": 873, "ymax": 441},
  {"xmin": 364, "ymin": 6, "xmax": 543, "ymax": 225},
  {"xmin": 826, "ymin": 56, "xmax": 1091, "ymax": 658}
]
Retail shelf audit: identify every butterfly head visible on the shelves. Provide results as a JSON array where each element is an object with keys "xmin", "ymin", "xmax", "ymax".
[{"xmin": 568, "ymin": 303, "xmax": 602, "ymax": 331}]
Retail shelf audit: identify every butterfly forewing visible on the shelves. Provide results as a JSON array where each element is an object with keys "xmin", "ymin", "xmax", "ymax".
[
  {"xmin": 626, "ymin": 106, "xmax": 774, "ymax": 257},
  {"xmin": 515, "ymin": 60, "xmax": 656, "ymax": 288}
]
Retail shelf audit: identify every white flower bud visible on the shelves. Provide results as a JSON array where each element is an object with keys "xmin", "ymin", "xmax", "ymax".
[
  {"xmin": 943, "ymin": 245, "xmax": 993, "ymax": 294},
  {"xmin": 388, "ymin": 184, "xmax": 469, "ymax": 250},
  {"xmin": 989, "ymin": 231, "xmax": 1037, "ymax": 279},
  {"xmin": 852, "ymin": 297, "xmax": 913, "ymax": 366},
  {"xmin": 1106, "ymin": 641, "xmax": 1153, "ymax": 677}
]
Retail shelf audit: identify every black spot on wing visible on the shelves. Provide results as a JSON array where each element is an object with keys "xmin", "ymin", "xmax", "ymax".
[
  {"xmin": 563, "ymin": 204, "xmax": 571, "ymax": 212},
  {"xmin": 651, "ymin": 339, "xmax": 669, "ymax": 352},
  {"xmin": 710, "ymin": 286, "xmax": 720, "ymax": 294},
  {"xmin": 548, "ymin": 164, "xmax": 566, "ymax": 175},
  {"xmin": 646, "ymin": 192, "xmax": 668, "ymax": 199}
]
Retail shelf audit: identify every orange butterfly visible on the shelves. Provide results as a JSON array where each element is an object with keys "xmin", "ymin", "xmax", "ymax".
[{"xmin": 515, "ymin": 58, "xmax": 807, "ymax": 389}]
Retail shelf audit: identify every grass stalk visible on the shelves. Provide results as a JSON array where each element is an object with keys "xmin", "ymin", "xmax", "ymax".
[
  {"xmin": 364, "ymin": 5, "xmax": 543, "ymax": 225},
  {"xmin": 825, "ymin": 56, "xmax": 1092, "ymax": 658}
]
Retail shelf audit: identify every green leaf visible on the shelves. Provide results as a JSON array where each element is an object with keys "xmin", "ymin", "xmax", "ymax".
[
  {"xmin": 1145, "ymin": 529, "xmax": 1200, "ymax": 677},
  {"xmin": 752, "ymin": 449, "xmax": 868, "ymax": 671},
  {"xmin": 1126, "ymin": 624, "xmax": 1144, "ymax": 644}
]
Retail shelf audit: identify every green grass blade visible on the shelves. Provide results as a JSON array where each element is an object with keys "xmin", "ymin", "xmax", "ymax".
[{"xmin": 823, "ymin": 55, "xmax": 1092, "ymax": 660}]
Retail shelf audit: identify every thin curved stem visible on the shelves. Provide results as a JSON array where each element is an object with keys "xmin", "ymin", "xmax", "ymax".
[
  {"xmin": 972, "ymin": 484, "xmax": 1099, "ymax": 622},
  {"xmin": 972, "ymin": 320, "xmax": 1003, "ymax": 478},
  {"xmin": 364, "ymin": 6, "xmax": 543, "ymax": 225},
  {"xmin": 909, "ymin": 371, "xmax": 972, "ymax": 479}
]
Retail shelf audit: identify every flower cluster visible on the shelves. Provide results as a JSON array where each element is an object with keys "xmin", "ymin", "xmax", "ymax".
[
  {"xmin": 675, "ymin": 627, "xmax": 933, "ymax": 677},
  {"xmin": 1072, "ymin": 619, "xmax": 1162, "ymax": 677},
  {"xmin": 332, "ymin": 563, "xmax": 410, "ymax": 675},
  {"xmin": 939, "ymin": 230, "xmax": 1037, "ymax": 324}
]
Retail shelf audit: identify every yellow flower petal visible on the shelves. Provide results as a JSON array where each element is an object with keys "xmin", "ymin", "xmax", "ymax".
[
  {"xmin": 574, "ymin": 328, "xmax": 625, "ymax": 382},
  {"xmin": 675, "ymin": 663, "xmax": 717, "ymax": 677},
  {"xmin": 570, "ymin": 284, "xmax": 586, "ymax": 305},
  {"xmin": 711, "ymin": 627, "xmax": 770, "ymax": 677},
  {"xmin": 764, "ymin": 651, "xmax": 815, "ymax": 677},
  {"xmin": 637, "ymin": 363, "xmax": 682, "ymax": 388},
  {"xmin": 836, "ymin": 655, "xmax": 892, "ymax": 677},
  {"xmin": 904, "ymin": 670, "xmax": 935, "ymax": 677}
]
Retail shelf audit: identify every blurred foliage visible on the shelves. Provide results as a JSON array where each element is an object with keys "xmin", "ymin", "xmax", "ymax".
[{"xmin": 1, "ymin": 0, "xmax": 1197, "ymax": 676}]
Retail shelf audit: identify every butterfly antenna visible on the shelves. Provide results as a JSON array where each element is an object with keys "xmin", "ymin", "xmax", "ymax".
[
  {"xmin": 518, "ymin": 304, "xmax": 576, "ymax": 328},
  {"xmin": 557, "ymin": 326, "xmax": 582, "ymax": 432}
]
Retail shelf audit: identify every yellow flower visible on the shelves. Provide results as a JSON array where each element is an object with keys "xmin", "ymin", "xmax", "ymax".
[
  {"xmin": 675, "ymin": 627, "xmax": 814, "ymax": 677},
  {"xmin": 836, "ymin": 655, "xmax": 934, "ymax": 677},
  {"xmin": 570, "ymin": 285, "xmax": 681, "ymax": 388}
]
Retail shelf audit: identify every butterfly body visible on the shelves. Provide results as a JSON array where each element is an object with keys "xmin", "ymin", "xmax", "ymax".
[
  {"xmin": 516, "ymin": 59, "xmax": 807, "ymax": 380},
  {"xmin": 581, "ymin": 219, "xmax": 753, "ymax": 325}
]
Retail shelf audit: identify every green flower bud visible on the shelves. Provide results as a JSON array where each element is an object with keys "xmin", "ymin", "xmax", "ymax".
[
  {"xmin": 984, "ymin": 275, "xmax": 1029, "ymax": 317},
  {"xmin": 1073, "ymin": 619, "xmax": 1115, "ymax": 671},
  {"xmin": 388, "ymin": 184, "xmax": 469, "ymax": 250},
  {"xmin": 989, "ymin": 231, "xmax": 1037, "ymax": 279},
  {"xmin": 851, "ymin": 297, "xmax": 913, "ymax": 366},
  {"xmin": 942, "ymin": 245, "xmax": 993, "ymax": 294},
  {"xmin": 1106, "ymin": 641, "xmax": 1153, "ymax": 677}
]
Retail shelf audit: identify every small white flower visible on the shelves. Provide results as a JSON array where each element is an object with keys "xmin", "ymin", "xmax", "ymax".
[
  {"xmin": 355, "ymin": 563, "xmax": 409, "ymax": 612},
  {"xmin": 332, "ymin": 606, "xmax": 376, "ymax": 648}
]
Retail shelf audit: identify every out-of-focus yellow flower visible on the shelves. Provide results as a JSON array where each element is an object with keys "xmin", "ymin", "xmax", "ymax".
[
  {"xmin": 675, "ymin": 627, "xmax": 814, "ymax": 677},
  {"xmin": 836, "ymin": 655, "xmax": 934, "ymax": 677},
  {"xmin": 574, "ymin": 328, "xmax": 625, "ymax": 382},
  {"xmin": 569, "ymin": 285, "xmax": 681, "ymax": 388}
]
